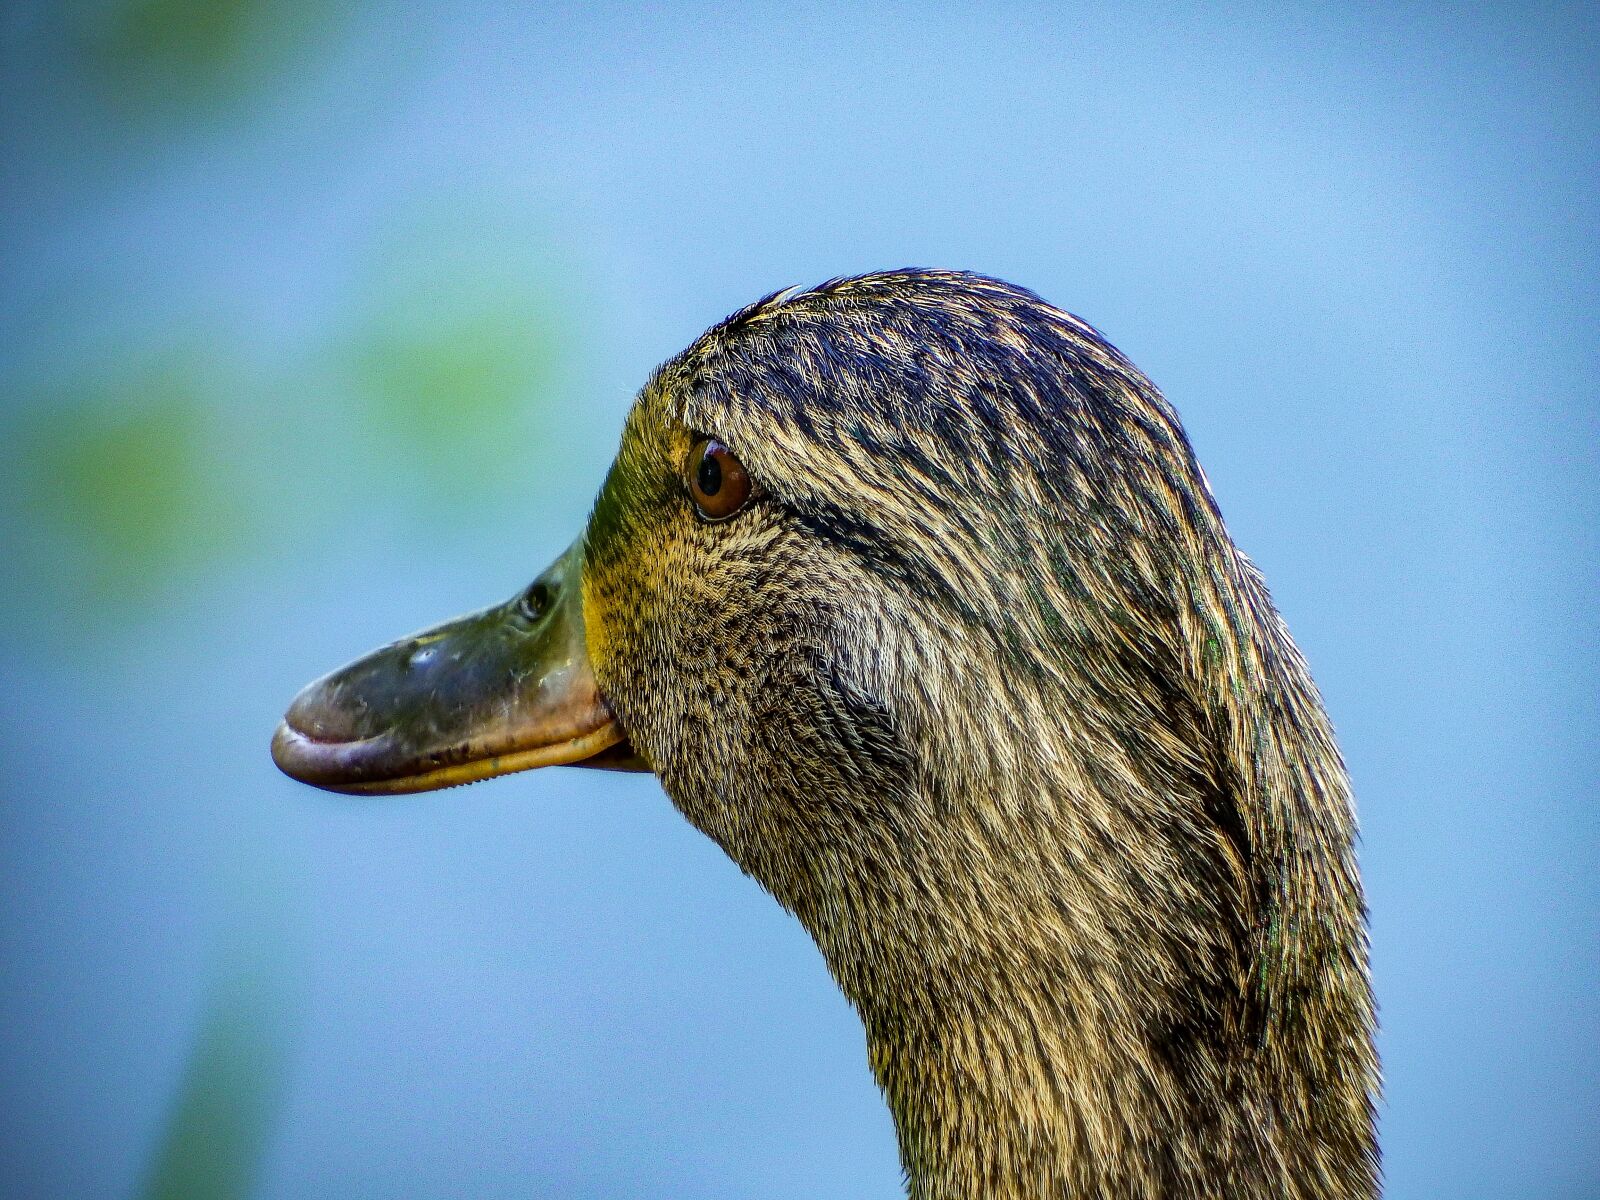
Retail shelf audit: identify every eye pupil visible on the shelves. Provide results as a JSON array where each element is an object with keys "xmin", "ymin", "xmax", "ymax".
[{"xmin": 697, "ymin": 453, "xmax": 723, "ymax": 497}]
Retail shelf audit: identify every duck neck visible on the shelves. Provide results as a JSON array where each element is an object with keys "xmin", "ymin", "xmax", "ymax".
[
  {"xmin": 788, "ymin": 676, "xmax": 1376, "ymax": 1200},
  {"xmin": 831, "ymin": 842, "xmax": 1254, "ymax": 1200},
  {"xmin": 855, "ymin": 949, "xmax": 1246, "ymax": 1200},
  {"xmin": 865, "ymin": 984, "xmax": 1147, "ymax": 1200}
]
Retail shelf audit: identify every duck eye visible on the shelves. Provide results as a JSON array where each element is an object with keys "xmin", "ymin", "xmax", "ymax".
[{"xmin": 685, "ymin": 437, "xmax": 753, "ymax": 521}]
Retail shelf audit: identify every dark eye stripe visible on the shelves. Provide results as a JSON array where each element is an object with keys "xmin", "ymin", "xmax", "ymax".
[{"xmin": 784, "ymin": 498, "xmax": 977, "ymax": 625}]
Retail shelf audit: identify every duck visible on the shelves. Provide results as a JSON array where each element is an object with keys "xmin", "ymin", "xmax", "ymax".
[{"xmin": 272, "ymin": 269, "xmax": 1379, "ymax": 1199}]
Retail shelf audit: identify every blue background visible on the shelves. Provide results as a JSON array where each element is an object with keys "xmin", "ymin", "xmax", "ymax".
[{"xmin": 2, "ymin": 3, "xmax": 1595, "ymax": 1197}]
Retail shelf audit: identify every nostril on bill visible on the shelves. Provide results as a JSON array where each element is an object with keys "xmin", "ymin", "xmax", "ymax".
[{"xmin": 519, "ymin": 581, "xmax": 554, "ymax": 623}]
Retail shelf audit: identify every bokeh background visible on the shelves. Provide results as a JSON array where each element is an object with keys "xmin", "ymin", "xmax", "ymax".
[{"xmin": 2, "ymin": 3, "xmax": 1595, "ymax": 1197}]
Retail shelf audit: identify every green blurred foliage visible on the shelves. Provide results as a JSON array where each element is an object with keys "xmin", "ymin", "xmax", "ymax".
[
  {"xmin": 62, "ymin": 0, "xmax": 337, "ymax": 116},
  {"xmin": 4, "ymin": 355, "xmax": 250, "ymax": 606},
  {"xmin": 2, "ymin": 8, "xmax": 578, "ymax": 1198},
  {"xmin": 0, "ymin": 227, "xmax": 576, "ymax": 646},
  {"xmin": 337, "ymin": 204, "xmax": 572, "ymax": 511},
  {"xmin": 137, "ymin": 933, "xmax": 294, "ymax": 1200},
  {"xmin": 347, "ymin": 293, "xmax": 559, "ymax": 498}
]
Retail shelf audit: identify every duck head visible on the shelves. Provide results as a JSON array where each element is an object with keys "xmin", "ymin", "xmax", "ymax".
[{"xmin": 274, "ymin": 270, "xmax": 1377, "ymax": 1200}]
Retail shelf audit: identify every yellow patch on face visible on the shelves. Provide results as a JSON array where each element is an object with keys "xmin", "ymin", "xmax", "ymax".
[
  {"xmin": 578, "ymin": 566, "xmax": 609, "ymax": 677},
  {"xmin": 577, "ymin": 399, "xmax": 700, "ymax": 702}
]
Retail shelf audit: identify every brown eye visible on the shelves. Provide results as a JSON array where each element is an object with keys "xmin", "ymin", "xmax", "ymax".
[{"xmin": 685, "ymin": 437, "xmax": 753, "ymax": 521}]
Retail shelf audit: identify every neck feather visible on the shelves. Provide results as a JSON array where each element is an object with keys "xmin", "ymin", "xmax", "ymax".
[{"xmin": 783, "ymin": 577, "xmax": 1377, "ymax": 1200}]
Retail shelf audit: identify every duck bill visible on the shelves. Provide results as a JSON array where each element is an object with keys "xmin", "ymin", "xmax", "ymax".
[{"xmin": 271, "ymin": 540, "xmax": 646, "ymax": 796}]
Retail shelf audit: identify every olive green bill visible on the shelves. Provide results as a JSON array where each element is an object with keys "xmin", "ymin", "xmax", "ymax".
[{"xmin": 270, "ymin": 540, "xmax": 646, "ymax": 795}]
